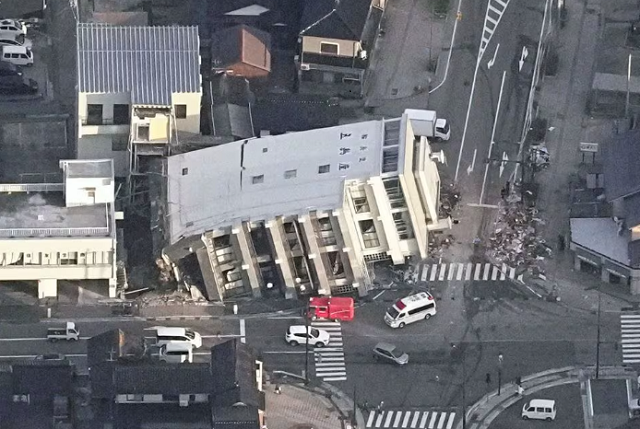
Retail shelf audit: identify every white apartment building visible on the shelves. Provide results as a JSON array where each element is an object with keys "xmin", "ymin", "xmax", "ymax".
[
  {"xmin": 76, "ymin": 23, "xmax": 202, "ymax": 181},
  {"xmin": 0, "ymin": 160, "xmax": 118, "ymax": 299},
  {"xmin": 159, "ymin": 112, "xmax": 449, "ymax": 301}
]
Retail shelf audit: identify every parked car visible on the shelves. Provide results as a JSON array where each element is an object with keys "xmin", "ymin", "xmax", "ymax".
[
  {"xmin": 35, "ymin": 353, "xmax": 66, "ymax": 361},
  {"xmin": 158, "ymin": 342, "xmax": 193, "ymax": 363},
  {"xmin": 0, "ymin": 76, "xmax": 37, "ymax": 95},
  {"xmin": 0, "ymin": 60, "xmax": 21, "ymax": 77},
  {"xmin": 372, "ymin": 342, "xmax": 409, "ymax": 365},
  {"xmin": 0, "ymin": 19, "xmax": 26, "ymax": 42},
  {"xmin": 285, "ymin": 325, "xmax": 330, "ymax": 347},
  {"xmin": 0, "ymin": 38, "xmax": 32, "ymax": 50},
  {"xmin": 1, "ymin": 45, "xmax": 33, "ymax": 67}
]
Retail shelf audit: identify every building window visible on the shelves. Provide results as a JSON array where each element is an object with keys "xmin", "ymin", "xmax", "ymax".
[
  {"xmin": 137, "ymin": 125, "xmax": 150, "ymax": 141},
  {"xmin": 113, "ymin": 104, "xmax": 130, "ymax": 125},
  {"xmin": 112, "ymin": 136, "xmax": 128, "ymax": 151},
  {"xmin": 60, "ymin": 252, "xmax": 78, "ymax": 265},
  {"xmin": 359, "ymin": 220, "xmax": 380, "ymax": 248},
  {"xmin": 252, "ymin": 175, "xmax": 264, "ymax": 184},
  {"xmin": 175, "ymin": 104, "xmax": 187, "ymax": 119},
  {"xmin": 383, "ymin": 177, "xmax": 407, "ymax": 209},
  {"xmin": 182, "ymin": 168, "xmax": 189, "ymax": 175},
  {"xmin": 382, "ymin": 147, "xmax": 399, "ymax": 173},
  {"xmin": 318, "ymin": 164, "xmax": 330, "ymax": 174},
  {"xmin": 86, "ymin": 104, "xmax": 103, "ymax": 125},
  {"xmin": 284, "ymin": 169, "xmax": 297, "ymax": 179},
  {"xmin": 262, "ymin": 147, "xmax": 268, "ymax": 153},
  {"xmin": 393, "ymin": 212, "xmax": 414, "ymax": 240},
  {"xmin": 320, "ymin": 42, "xmax": 339, "ymax": 55},
  {"xmin": 352, "ymin": 196, "xmax": 370, "ymax": 213}
]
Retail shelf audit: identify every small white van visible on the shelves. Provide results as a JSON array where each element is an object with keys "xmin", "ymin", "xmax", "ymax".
[
  {"xmin": 1, "ymin": 45, "xmax": 33, "ymax": 67},
  {"xmin": 148, "ymin": 326, "xmax": 203, "ymax": 349},
  {"xmin": 158, "ymin": 342, "xmax": 193, "ymax": 363},
  {"xmin": 522, "ymin": 399, "xmax": 556, "ymax": 421},
  {"xmin": 384, "ymin": 292, "xmax": 436, "ymax": 328}
]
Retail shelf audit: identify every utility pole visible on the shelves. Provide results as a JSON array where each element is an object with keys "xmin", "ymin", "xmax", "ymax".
[
  {"xmin": 304, "ymin": 296, "xmax": 310, "ymax": 385},
  {"xmin": 498, "ymin": 352, "xmax": 504, "ymax": 395},
  {"xmin": 596, "ymin": 287, "xmax": 602, "ymax": 379}
]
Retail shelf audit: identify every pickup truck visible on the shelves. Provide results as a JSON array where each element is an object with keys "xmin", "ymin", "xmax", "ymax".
[{"xmin": 47, "ymin": 322, "xmax": 79, "ymax": 342}]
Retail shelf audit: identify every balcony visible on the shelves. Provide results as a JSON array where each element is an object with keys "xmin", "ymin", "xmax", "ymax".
[{"xmin": 80, "ymin": 117, "xmax": 129, "ymax": 136}]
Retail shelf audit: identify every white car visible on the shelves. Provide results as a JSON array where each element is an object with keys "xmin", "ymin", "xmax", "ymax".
[
  {"xmin": 285, "ymin": 325, "xmax": 330, "ymax": 347},
  {"xmin": 0, "ymin": 38, "xmax": 32, "ymax": 50},
  {"xmin": 0, "ymin": 20, "xmax": 26, "ymax": 41}
]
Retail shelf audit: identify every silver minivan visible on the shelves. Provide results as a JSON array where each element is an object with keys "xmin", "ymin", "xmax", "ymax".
[
  {"xmin": 147, "ymin": 326, "xmax": 203, "ymax": 349},
  {"xmin": 1, "ymin": 45, "xmax": 32, "ymax": 67},
  {"xmin": 158, "ymin": 342, "xmax": 193, "ymax": 363}
]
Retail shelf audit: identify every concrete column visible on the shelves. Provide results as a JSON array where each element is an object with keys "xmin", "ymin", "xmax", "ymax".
[
  {"xmin": 266, "ymin": 218, "xmax": 296, "ymax": 299},
  {"xmin": 368, "ymin": 178, "xmax": 404, "ymax": 264},
  {"xmin": 574, "ymin": 256, "xmax": 581, "ymax": 271},
  {"xmin": 233, "ymin": 222, "xmax": 263, "ymax": 298},
  {"xmin": 38, "ymin": 279, "xmax": 57, "ymax": 299},
  {"xmin": 631, "ymin": 276, "xmax": 640, "ymax": 296},
  {"xmin": 601, "ymin": 268, "xmax": 608, "ymax": 282},
  {"xmin": 299, "ymin": 214, "xmax": 331, "ymax": 295},
  {"xmin": 328, "ymin": 215, "xmax": 355, "ymax": 282},
  {"xmin": 334, "ymin": 208, "xmax": 369, "ymax": 297},
  {"xmin": 108, "ymin": 278, "xmax": 117, "ymax": 298}
]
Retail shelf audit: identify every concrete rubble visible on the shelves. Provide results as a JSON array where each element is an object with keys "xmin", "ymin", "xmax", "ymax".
[{"xmin": 488, "ymin": 198, "xmax": 552, "ymax": 276}]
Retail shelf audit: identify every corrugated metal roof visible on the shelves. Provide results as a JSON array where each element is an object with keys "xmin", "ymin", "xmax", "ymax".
[{"xmin": 77, "ymin": 23, "xmax": 201, "ymax": 106}]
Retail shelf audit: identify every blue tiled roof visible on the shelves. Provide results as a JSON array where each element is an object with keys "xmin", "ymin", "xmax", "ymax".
[{"xmin": 77, "ymin": 23, "xmax": 201, "ymax": 106}]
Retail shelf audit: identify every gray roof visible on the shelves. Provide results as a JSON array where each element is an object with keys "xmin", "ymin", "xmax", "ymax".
[
  {"xmin": 77, "ymin": 23, "xmax": 202, "ymax": 106},
  {"xmin": 570, "ymin": 217, "xmax": 630, "ymax": 266},
  {"xmin": 62, "ymin": 159, "xmax": 113, "ymax": 179},
  {"xmin": 603, "ymin": 128, "xmax": 640, "ymax": 201}
]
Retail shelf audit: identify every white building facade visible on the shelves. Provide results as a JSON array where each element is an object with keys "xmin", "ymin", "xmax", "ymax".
[
  {"xmin": 160, "ymin": 113, "xmax": 449, "ymax": 301},
  {"xmin": 0, "ymin": 160, "xmax": 118, "ymax": 298},
  {"xmin": 76, "ymin": 23, "xmax": 202, "ymax": 180}
]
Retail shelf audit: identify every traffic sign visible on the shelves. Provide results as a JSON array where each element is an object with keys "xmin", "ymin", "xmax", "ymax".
[{"xmin": 579, "ymin": 142, "xmax": 599, "ymax": 153}]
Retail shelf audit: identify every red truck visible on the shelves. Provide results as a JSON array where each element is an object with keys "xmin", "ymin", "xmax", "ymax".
[{"xmin": 307, "ymin": 297, "xmax": 354, "ymax": 322}]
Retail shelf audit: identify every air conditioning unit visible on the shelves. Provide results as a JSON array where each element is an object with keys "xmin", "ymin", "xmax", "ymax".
[
  {"xmin": 300, "ymin": 63, "xmax": 310, "ymax": 71},
  {"xmin": 430, "ymin": 150, "xmax": 447, "ymax": 164},
  {"xmin": 359, "ymin": 50, "xmax": 368, "ymax": 60}
]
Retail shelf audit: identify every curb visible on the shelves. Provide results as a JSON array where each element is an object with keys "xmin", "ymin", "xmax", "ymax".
[{"xmin": 321, "ymin": 381, "xmax": 366, "ymax": 429}]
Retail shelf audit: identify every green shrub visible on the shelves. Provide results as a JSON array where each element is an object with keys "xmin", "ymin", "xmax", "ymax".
[{"xmin": 433, "ymin": 0, "xmax": 450, "ymax": 16}]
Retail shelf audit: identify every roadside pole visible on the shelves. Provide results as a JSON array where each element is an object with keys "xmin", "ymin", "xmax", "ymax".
[{"xmin": 430, "ymin": 0, "xmax": 465, "ymax": 94}]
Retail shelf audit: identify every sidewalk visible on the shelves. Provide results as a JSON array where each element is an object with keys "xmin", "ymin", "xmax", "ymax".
[
  {"xmin": 266, "ymin": 372, "xmax": 363, "ymax": 429},
  {"xmin": 37, "ymin": 297, "xmax": 303, "ymax": 323}
]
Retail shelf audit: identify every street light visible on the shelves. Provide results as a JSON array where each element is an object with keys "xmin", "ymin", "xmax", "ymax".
[
  {"xmin": 595, "ymin": 285, "xmax": 602, "ymax": 379},
  {"xmin": 297, "ymin": 277, "xmax": 311, "ymax": 385},
  {"xmin": 497, "ymin": 352, "xmax": 504, "ymax": 395}
]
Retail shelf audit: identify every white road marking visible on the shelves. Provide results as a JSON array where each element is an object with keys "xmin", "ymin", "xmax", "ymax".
[{"xmin": 239, "ymin": 319, "xmax": 246, "ymax": 343}]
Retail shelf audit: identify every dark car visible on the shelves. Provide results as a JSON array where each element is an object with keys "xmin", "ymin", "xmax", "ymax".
[
  {"xmin": 0, "ymin": 76, "xmax": 37, "ymax": 95},
  {"xmin": 0, "ymin": 60, "xmax": 21, "ymax": 77},
  {"xmin": 35, "ymin": 353, "xmax": 66, "ymax": 361}
]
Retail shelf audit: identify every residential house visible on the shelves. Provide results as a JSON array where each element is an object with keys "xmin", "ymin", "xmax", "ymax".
[
  {"xmin": 159, "ymin": 111, "xmax": 449, "ymax": 301},
  {"xmin": 0, "ymin": 360, "xmax": 75, "ymax": 429},
  {"xmin": 0, "ymin": 159, "xmax": 119, "ymax": 298},
  {"xmin": 570, "ymin": 128, "xmax": 640, "ymax": 294},
  {"xmin": 212, "ymin": 24, "xmax": 272, "ymax": 79},
  {"xmin": 76, "ymin": 22, "xmax": 202, "ymax": 209},
  {"xmin": 297, "ymin": 0, "xmax": 384, "ymax": 92},
  {"xmin": 88, "ymin": 332, "xmax": 264, "ymax": 429}
]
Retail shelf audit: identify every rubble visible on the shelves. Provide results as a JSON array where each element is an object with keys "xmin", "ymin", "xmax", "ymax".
[{"xmin": 488, "ymin": 198, "xmax": 551, "ymax": 276}]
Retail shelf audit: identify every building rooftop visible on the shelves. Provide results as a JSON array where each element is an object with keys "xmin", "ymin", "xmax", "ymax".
[
  {"xmin": 77, "ymin": 23, "xmax": 201, "ymax": 106},
  {"xmin": 211, "ymin": 24, "xmax": 271, "ymax": 75},
  {"xmin": 62, "ymin": 159, "xmax": 114, "ymax": 179},
  {"xmin": 300, "ymin": 0, "xmax": 373, "ymax": 40},
  {"xmin": 0, "ymin": 193, "xmax": 110, "ymax": 238},
  {"xmin": 166, "ymin": 116, "xmax": 408, "ymax": 243},
  {"xmin": 570, "ymin": 217, "xmax": 630, "ymax": 266}
]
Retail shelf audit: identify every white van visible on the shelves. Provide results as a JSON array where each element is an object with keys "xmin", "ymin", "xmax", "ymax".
[
  {"xmin": 1, "ymin": 45, "xmax": 33, "ymax": 67},
  {"xmin": 148, "ymin": 327, "xmax": 203, "ymax": 349},
  {"xmin": 384, "ymin": 292, "xmax": 436, "ymax": 328},
  {"xmin": 158, "ymin": 342, "xmax": 193, "ymax": 363},
  {"xmin": 522, "ymin": 399, "xmax": 556, "ymax": 421}
]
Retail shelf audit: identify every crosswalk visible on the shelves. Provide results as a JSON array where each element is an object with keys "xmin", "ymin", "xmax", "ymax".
[
  {"xmin": 480, "ymin": 0, "xmax": 511, "ymax": 56},
  {"xmin": 419, "ymin": 262, "xmax": 523, "ymax": 283},
  {"xmin": 312, "ymin": 321, "xmax": 347, "ymax": 382},
  {"xmin": 366, "ymin": 410, "xmax": 457, "ymax": 429},
  {"xmin": 620, "ymin": 313, "xmax": 640, "ymax": 364}
]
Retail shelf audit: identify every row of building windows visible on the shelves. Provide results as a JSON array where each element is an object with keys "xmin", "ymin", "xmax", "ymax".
[
  {"xmin": 3, "ymin": 251, "xmax": 112, "ymax": 266},
  {"xmin": 85, "ymin": 104, "xmax": 188, "ymax": 126},
  {"xmin": 250, "ymin": 164, "xmax": 334, "ymax": 184}
]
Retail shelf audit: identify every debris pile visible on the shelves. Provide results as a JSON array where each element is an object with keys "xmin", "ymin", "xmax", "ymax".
[{"xmin": 488, "ymin": 201, "xmax": 551, "ymax": 275}]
